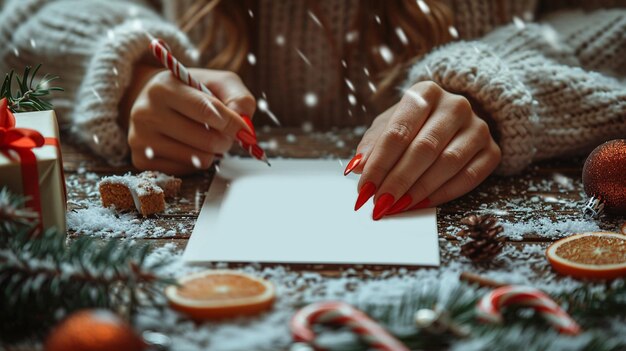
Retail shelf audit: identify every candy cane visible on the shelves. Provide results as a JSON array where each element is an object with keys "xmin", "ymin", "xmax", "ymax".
[
  {"xmin": 149, "ymin": 38, "xmax": 270, "ymax": 166},
  {"xmin": 476, "ymin": 285, "xmax": 581, "ymax": 335},
  {"xmin": 291, "ymin": 301, "xmax": 409, "ymax": 351}
]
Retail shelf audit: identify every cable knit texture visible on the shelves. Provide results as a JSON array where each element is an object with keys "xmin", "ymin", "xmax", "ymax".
[
  {"xmin": 0, "ymin": 0, "xmax": 197, "ymax": 164},
  {"xmin": 1, "ymin": 0, "xmax": 624, "ymax": 174}
]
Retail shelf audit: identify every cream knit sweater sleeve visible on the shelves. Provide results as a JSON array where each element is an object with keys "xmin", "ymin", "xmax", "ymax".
[
  {"xmin": 0, "ymin": 0, "xmax": 197, "ymax": 164},
  {"xmin": 404, "ymin": 9, "xmax": 626, "ymax": 175}
]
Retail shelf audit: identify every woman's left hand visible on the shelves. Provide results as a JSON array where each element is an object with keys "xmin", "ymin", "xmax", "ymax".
[{"xmin": 347, "ymin": 81, "xmax": 501, "ymax": 220}]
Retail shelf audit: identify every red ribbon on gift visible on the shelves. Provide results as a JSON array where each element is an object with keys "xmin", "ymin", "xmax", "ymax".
[{"xmin": 0, "ymin": 98, "xmax": 66, "ymax": 231}]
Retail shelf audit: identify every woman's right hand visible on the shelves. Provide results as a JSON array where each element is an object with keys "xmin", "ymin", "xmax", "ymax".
[{"xmin": 123, "ymin": 66, "xmax": 256, "ymax": 175}]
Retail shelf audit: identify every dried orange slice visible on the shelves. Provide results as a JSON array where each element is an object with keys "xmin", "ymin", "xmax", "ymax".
[
  {"xmin": 546, "ymin": 232, "xmax": 626, "ymax": 280},
  {"xmin": 165, "ymin": 270, "xmax": 275, "ymax": 320}
]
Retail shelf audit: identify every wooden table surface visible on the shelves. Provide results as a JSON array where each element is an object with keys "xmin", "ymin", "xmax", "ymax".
[{"xmin": 63, "ymin": 128, "xmax": 624, "ymax": 277}]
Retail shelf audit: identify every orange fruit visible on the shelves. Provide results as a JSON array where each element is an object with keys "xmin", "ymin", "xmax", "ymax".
[
  {"xmin": 45, "ymin": 309, "xmax": 145, "ymax": 351},
  {"xmin": 546, "ymin": 232, "xmax": 626, "ymax": 280},
  {"xmin": 165, "ymin": 270, "xmax": 276, "ymax": 320}
]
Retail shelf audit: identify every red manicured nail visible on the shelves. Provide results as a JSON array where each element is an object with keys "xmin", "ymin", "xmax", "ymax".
[
  {"xmin": 344, "ymin": 153, "xmax": 363, "ymax": 176},
  {"xmin": 236, "ymin": 129, "xmax": 257, "ymax": 145},
  {"xmin": 409, "ymin": 198, "xmax": 431, "ymax": 210},
  {"xmin": 386, "ymin": 194, "xmax": 412, "ymax": 216},
  {"xmin": 373, "ymin": 193, "xmax": 395, "ymax": 221},
  {"xmin": 354, "ymin": 182, "xmax": 376, "ymax": 211},
  {"xmin": 241, "ymin": 114, "xmax": 257, "ymax": 137}
]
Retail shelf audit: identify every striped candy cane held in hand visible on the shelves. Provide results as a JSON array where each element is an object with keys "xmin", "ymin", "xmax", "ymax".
[
  {"xmin": 149, "ymin": 38, "xmax": 270, "ymax": 166},
  {"xmin": 290, "ymin": 301, "xmax": 409, "ymax": 351},
  {"xmin": 476, "ymin": 285, "xmax": 581, "ymax": 335}
]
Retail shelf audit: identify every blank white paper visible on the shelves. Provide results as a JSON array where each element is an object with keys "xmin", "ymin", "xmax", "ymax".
[{"xmin": 183, "ymin": 159, "xmax": 440, "ymax": 266}]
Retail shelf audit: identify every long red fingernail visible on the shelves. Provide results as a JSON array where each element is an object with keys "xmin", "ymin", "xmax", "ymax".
[
  {"xmin": 373, "ymin": 193, "xmax": 395, "ymax": 221},
  {"xmin": 386, "ymin": 194, "xmax": 412, "ymax": 216},
  {"xmin": 409, "ymin": 198, "xmax": 431, "ymax": 210},
  {"xmin": 237, "ymin": 129, "xmax": 257, "ymax": 145},
  {"xmin": 344, "ymin": 153, "xmax": 363, "ymax": 176},
  {"xmin": 355, "ymin": 182, "xmax": 376, "ymax": 211},
  {"xmin": 241, "ymin": 114, "xmax": 256, "ymax": 137}
]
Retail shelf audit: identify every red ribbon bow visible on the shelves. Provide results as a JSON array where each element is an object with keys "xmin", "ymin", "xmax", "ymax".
[
  {"xmin": 0, "ymin": 97, "xmax": 16, "ymax": 128},
  {"xmin": 0, "ymin": 98, "xmax": 46, "ymax": 230}
]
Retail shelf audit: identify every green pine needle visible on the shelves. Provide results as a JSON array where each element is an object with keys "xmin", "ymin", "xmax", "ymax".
[
  {"xmin": 1, "ymin": 64, "xmax": 63, "ymax": 113},
  {"xmin": 0, "ymin": 189, "xmax": 172, "ymax": 343}
]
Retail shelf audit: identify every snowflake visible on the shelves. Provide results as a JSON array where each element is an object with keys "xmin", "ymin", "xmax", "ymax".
[
  {"xmin": 448, "ymin": 26, "xmax": 459, "ymax": 39},
  {"xmin": 92, "ymin": 134, "xmax": 100, "ymax": 145},
  {"xmin": 301, "ymin": 121, "xmax": 314, "ymax": 133},
  {"xmin": 247, "ymin": 53, "xmax": 257, "ymax": 66},
  {"xmin": 379, "ymin": 45, "xmax": 394, "ymax": 64},
  {"xmin": 307, "ymin": 11, "xmax": 323, "ymax": 27},
  {"xmin": 345, "ymin": 31, "xmax": 359, "ymax": 43},
  {"xmin": 91, "ymin": 88, "xmax": 103, "ymax": 103},
  {"xmin": 304, "ymin": 92, "xmax": 318, "ymax": 107},
  {"xmin": 348, "ymin": 94, "xmax": 357, "ymax": 106},
  {"xmin": 368, "ymin": 81, "xmax": 377, "ymax": 93},
  {"xmin": 286, "ymin": 134, "xmax": 297, "ymax": 143},
  {"xmin": 295, "ymin": 49, "xmax": 312, "ymax": 66},
  {"xmin": 395, "ymin": 27, "xmax": 408, "ymax": 45},
  {"xmin": 257, "ymin": 98, "xmax": 281, "ymax": 126},
  {"xmin": 248, "ymin": 9, "xmax": 254, "ymax": 18},
  {"xmin": 29, "ymin": 39, "xmax": 36, "ymax": 49},
  {"xmin": 417, "ymin": 0, "xmax": 431, "ymax": 14},
  {"xmin": 191, "ymin": 155, "xmax": 202, "ymax": 169},
  {"xmin": 344, "ymin": 78, "xmax": 356, "ymax": 92},
  {"xmin": 275, "ymin": 35, "xmax": 286, "ymax": 46},
  {"xmin": 145, "ymin": 147, "xmax": 154, "ymax": 160}
]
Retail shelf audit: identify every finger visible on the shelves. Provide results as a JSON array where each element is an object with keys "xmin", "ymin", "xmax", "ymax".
[
  {"xmin": 133, "ymin": 156, "xmax": 202, "ymax": 176},
  {"xmin": 385, "ymin": 127, "xmax": 486, "ymax": 216},
  {"xmin": 377, "ymin": 103, "xmax": 479, "ymax": 211},
  {"xmin": 156, "ymin": 82, "xmax": 255, "ymax": 142},
  {"xmin": 198, "ymin": 69, "xmax": 257, "ymax": 117},
  {"xmin": 152, "ymin": 109, "xmax": 233, "ymax": 153},
  {"xmin": 356, "ymin": 82, "xmax": 441, "ymax": 209},
  {"xmin": 133, "ymin": 132, "xmax": 216, "ymax": 170},
  {"xmin": 390, "ymin": 144, "xmax": 500, "ymax": 215},
  {"xmin": 347, "ymin": 105, "xmax": 397, "ymax": 176}
]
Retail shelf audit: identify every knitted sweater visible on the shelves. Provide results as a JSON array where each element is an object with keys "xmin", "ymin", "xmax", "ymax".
[{"xmin": 1, "ymin": 0, "xmax": 624, "ymax": 174}]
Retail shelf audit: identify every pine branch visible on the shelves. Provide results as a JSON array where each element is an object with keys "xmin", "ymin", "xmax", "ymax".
[
  {"xmin": 1, "ymin": 64, "xmax": 63, "ymax": 113},
  {"xmin": 0, "ymin": 187, "xmax": 39, "ymax": 237},
  {"xmin": 0, "ymin": 220, "xmax": 173, "ymax": 342},
  {"xmin": 314, "ymin": 280, "xmax": 626, "ymax": 351}
]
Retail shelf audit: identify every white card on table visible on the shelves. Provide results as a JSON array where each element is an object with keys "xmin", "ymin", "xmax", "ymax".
[{"xmin": 183, "ymin": 159, "xmax": 440, "ymax": 267}]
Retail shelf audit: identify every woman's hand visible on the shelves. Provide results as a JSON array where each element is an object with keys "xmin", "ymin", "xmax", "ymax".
[
  {"xmin": 122, "ymin": 65, "xmax": 256, "ymax": 175},
  {"xmin": 347, "ymin": 81, "xmax": 501, "ymax": 220}
]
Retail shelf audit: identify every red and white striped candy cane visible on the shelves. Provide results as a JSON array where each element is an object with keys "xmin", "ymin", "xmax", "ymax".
[
  {"xmin": 149, "ymin": 38, "xmax": 270, "ymax": 166},
  {"xmin": 476, "ymin": 285, "xmax": 581, "ymax": 335},
  {"xmin": 290, "ymin": 301, "xmax": 409, "ymax": 351},
  {"xmin": 150, "ymin": 39, "xmax": 212, "ymax": 97}
]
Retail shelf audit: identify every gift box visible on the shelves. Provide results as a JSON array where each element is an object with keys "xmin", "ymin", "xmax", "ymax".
[{"xmin": 0, "ymin": 110, "xmax": 66, "ymax": 232}]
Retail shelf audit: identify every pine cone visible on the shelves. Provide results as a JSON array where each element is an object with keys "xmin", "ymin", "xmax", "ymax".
[{"xmin": 459, "ymin": 214, "xmax": 504, "ymax": 262}]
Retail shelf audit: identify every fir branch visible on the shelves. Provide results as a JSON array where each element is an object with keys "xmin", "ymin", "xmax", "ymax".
[
  {"xmin": 0, "ymin": 187, "xmax": 39, "ymax": 236},
  {"xmin": 1, "ymin": 64, "xmax": 63, "ymax": 113},
  {"xmin": 316, "ymin": 280, "xmax": 626, "ymax": 351},
  {"xmin": 0, "ymin": 224, "xmax": 173, "ymax": 342}
]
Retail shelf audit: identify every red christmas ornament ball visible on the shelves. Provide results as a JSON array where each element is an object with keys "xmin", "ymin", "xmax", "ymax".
[
  {"xmin": 582, "ymin": 139, "xmax": 626, "ymax": 215},
  {"xmin": 45, "ymin": 309, "xmax": 146, "ymax": 351}
]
